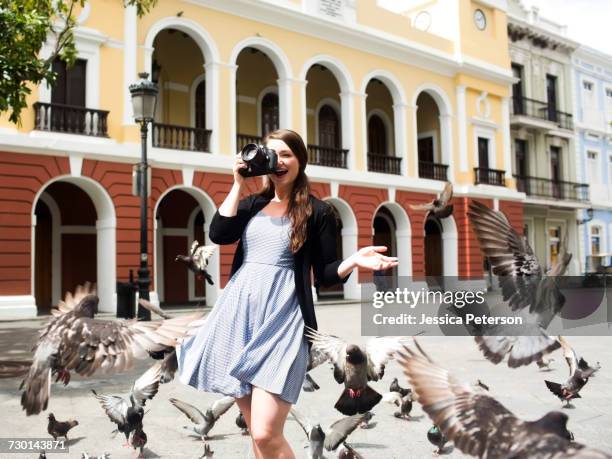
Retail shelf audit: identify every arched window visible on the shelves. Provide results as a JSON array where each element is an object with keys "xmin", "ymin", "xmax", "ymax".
[
  {"xmin": 368, "ymin": 114, "xmax": 387, "ymax": 155},
  {"xmin": 318, "ymin": 104, "xmax": 340, "ymax": 149},
  {"xmin": 261, "ymin": 92, "xmax": 279, "ymax": 136}
]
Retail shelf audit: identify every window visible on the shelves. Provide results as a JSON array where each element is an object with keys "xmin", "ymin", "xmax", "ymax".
[
  {"xmin": 583, "ymin": 81, "xmax": 593, "ymax": 91},
  {"xmin": 546, "ymin": 75, "xmax": 558, "ymax": 121},
  {"xmin": 549, "ymin": 226, "xmax": 561, "ymax": 268},
  {"xmin": 511, "ymin": 64, "xmax": 524, "ymax": 114},
  {"xmin": 368, "ymin": 114, "xmax": 387, "ymax": 155},
  {"xmin": 591, "ymin": 226, "xmax": 601, "ymax": 255},
  {"xmin": 260, "ymin": 92, "xmax": 279, "ymax": 137},
  {"xmin": 587, "ymin": 151, "xmax": 600, "ymax": 183},
  {"xmin": 478, "ymin": 137, "xmax": 489, "ymax": 168},
  {"xmin": 318, "ymin": 105, "xmax": 340, "ymax": 149}
]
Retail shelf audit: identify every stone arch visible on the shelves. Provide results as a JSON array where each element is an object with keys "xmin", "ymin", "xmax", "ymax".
[{"xmin": 372, "ymin": 201, "xmax": 412, "ymax": 277}]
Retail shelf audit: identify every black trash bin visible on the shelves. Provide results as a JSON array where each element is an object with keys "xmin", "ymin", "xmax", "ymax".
[{"xmin": 116, "ymin": 271, "xmax": 136, "ymax": 319}]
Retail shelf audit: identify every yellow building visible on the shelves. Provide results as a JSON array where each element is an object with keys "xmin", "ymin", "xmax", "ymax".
[{"xmin": 0, "ymin": 0, "xmax": 523, "ymax": 318}]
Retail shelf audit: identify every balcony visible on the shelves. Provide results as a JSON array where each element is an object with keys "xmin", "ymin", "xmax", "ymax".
[
  {"xmin": 152, "ymin": 123, "xmax": 211, "ymax": 152},
  {"xmin": 474, "ymin": 167, "xmax": 505, "ymax": 186},
  {"xmin": 511, "ymin": 97, "xmax": 574, "ymax": 131},
  {"xmin": 367, "ymin": 153, "xmax": 402, "ymax": 175},
  {"xmin": 418, "ymin": 161, "xmax": 448, "ymax": 181},
  {"xmin": 237, "ymin": 133, "xmax": 263, "ymax": 151},
  {"xmin": 307, "ymin": 144, "xmax": 348, "ymax": 168},
  {"xmin": 514, "ymin": 175, "xmax": 589, "ymax": 202},
  {"xmin": 33, "ymin": 102, "xmax": 109, "ymax": 137}
]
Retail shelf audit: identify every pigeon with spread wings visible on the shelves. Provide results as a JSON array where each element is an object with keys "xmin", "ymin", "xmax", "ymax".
[
  {"xmin": 409, "ymin": 182, "xmax": 453, "ymax": 219},
  {"xmin": 92, "ymin": 361, "xmax": 162, "ymax": 446},
  {"xmin": 20, "ymin": 284, "xmax": 205, "ymax": 415},
  {"xmin": 290, "ymin": 406, "xmax": 366, "ymax": 459},
  {"xmin": 305, "ymin": 326, "xmax": 411, "ymax": 415},
  {"xmin": 545, "ymin": 336, "xmax": 601, "ymax": 407},
  {"xmin": 468, "ymin": 200, "xmax": 573, "ymax": 367},
  {"xmin": 169, "ymin": 396, "xmax": 235, "ymax": 441},
  {"xmin": 396, "ymin": 340, "xmax": 610, "ymax": 458},
  {"xmin": 176, "ymin": 240, "xmax": 216, "ymax": 285}
]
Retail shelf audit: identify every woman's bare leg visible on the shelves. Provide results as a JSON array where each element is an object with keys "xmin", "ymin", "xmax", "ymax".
[
  {"xmin": 235, "ymin": 393, "xmax": 265, "ymax": 459},
  {"xmin": 249, "ymin": 386, "xmax": 295, "ymax": 459}
]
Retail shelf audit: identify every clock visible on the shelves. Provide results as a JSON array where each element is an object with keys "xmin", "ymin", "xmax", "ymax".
[{"xmin": 474, "ymin": 9, "xmax": 486, "ymax": 30}]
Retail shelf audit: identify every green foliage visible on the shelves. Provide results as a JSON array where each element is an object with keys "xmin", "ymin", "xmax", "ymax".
[{"xmin": 0, "ymin": 0, "xmax": 157, "ymax": 125}]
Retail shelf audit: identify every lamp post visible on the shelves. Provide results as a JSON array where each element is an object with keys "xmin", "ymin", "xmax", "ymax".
[
  {"xmin": 577, "ymin": 207, "xmax": 594, "ymax": 225},
  {"xmin": 129, "ymin": 72, "xmax": 158, "ymax": 320}
]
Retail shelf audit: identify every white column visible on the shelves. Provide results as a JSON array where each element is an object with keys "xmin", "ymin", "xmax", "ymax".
[
  {"xmin": 339, "ymin": 91, "xmax": 361, "ymax": 170},
  {"xmin": 276, "ymin": 77, "xmax": 293, "ymax": 130},
  {"xmin": 442, "ymin": 232, "xmax": 459, "ymax": 276},
  {"xmin": 392, "ymin": 102, "xmax": 409, "ymax": 176},
  {"xmin": 229, "ymin": 63, "xmax": 238, "ymax": 156},
  {"xmin": 502, "ymin": 96, "xmax": 512, "ymax": 180},
  {"xmin": 123, "ymin": 4, "xmax": 137, "ymax": 125},
  {"xmin": 342, "ymin": 227, "xmax": 360, "ymax": 299},
  {"xmin": 456, "ymin": 85, "xmax": 468, "ymax": 173},
  {"xmin": 396, "ymin": 229, "xmax": 412, "ymax": 277},
  {"xmin": 204, "ymin": 61, "xmax": 223, "ymax": 154},
  {"xmin": 297, "ymin": 78, "xmax": 309, "ymax": 140},
  {"xmin": 439, "ymin": 113, "xmax": 455, "ymax": 181},
  {"xmin": 96, "ymin": 217, "xmax": 117, "ymax": 313}
]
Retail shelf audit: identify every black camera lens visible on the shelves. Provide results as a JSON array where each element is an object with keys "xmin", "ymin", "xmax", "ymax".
[
  {"xmin": 238, "ymin": 143, "xmax": 278, "ymax": 177},
  {"xmin": 241, "ymin": 144, "xmax": 259, "ymax": 161}
]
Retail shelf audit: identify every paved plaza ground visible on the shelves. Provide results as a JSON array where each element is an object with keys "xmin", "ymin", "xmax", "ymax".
[{"xmin": 0, "ymin": 301, "xmax": 611, "ymax": 458}]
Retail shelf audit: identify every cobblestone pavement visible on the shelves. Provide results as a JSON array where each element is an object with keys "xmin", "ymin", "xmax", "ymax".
[{"xmin": 0, "ymin": 302, "xmax": 611, "ymax": 458}]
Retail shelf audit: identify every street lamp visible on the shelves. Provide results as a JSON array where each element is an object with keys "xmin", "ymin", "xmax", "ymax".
[
  {"xmin": 129, "ymin": 72, "xmax": 158, "ymax": 320},
  {"xmin": 577, "ymin": 207, "xmax": 594, "ymax": 225}
]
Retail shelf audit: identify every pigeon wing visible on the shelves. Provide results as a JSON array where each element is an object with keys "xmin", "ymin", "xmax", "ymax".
[
  {"xmin": 409, "ymin": 202, "xmax": 435, "ymax": 212},
  {"xmin": 474, "ymin": 332, "xmax": 561, "ymax": 368},
  {"xmin": 193, "ymin": 245, "xmax": 216, "ymax": 271},
  {"xmin": 138, "ymin": 298, "xmax": 173, "ymax": 320},
  {"xmin": 92, "ymin": 391, "xmax": 129, "ymax": 426},
  {"xmin": 51, "ymin": 282, "xmax": 96, "ymax": 317},
  {"xmin": 131, "ymin": 362, "xmax": 162, "ymax": 406},
  {"xmin": 304, "ymin": 326, "xmax": 347, "ymax": 383},
  {"xmin": 439, "ymin": 182, "xmax": 453, "ymax": 205},
  {"xmin": 397, "ymin": 340, "xmax": 517, "ymax": 458},
  {"xmin": 190, "ymin": 240, "xmax": 199, "ymax": 256},
  {"xmin": 289, "ymin": 407, "xmax": 313, "ymax": 439},
  {"xmin": 558, "ymin": 336, "xmax": 578, "ymax": 376},
  {"xmin": 169, "ymin": 398, "xmax": 206, "ymax": 425},
  {"xmin": 365, "ymin": 336, "xmax": 410, "ymax": 381},
  {"xmin": 210, "ymin": 396, "xmax": 235, "ymax": 420},
  {"xmin": 323, "ymin": 414, "xmax": 366, "ymax": 451},
  {"xmin": 306, "ymin": 345, "xmax": 329, "ymax": 371},
  {"xmin": 468, "ymin": 200, "xmax": 542, "ymax": 311}
]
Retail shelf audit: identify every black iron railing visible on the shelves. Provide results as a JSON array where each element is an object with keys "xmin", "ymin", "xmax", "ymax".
[
  {"xmin": 33, "ymin": 102, "xmax": 109, "ymax": 137},
  {"xmin": 418, "ymin": 161, "xmax": 448, "ymax": 181},
  {"xmin": 152, "ymin": 123, "xmax": 211, "ymax": 151},
  {"xmin": 474, "ymin": 167, "xmax": 506, "ymax": 186},
  {"xmin": 367, "ymin": 153, "xmax": 402, "ymax": 175},
  {"xmin": 511, "ymin": 97, "xmax": 573, "ymax": 130},
  {"xmin": 307, "ymin": 144, "xmax": 348, "ymax": 168},
  {"xmin": 236, "ymin": 133, "xmax": 263, "ymax": 150},
  {"xmin": 514, "ymin": 175, "xmax": 589, "ymax": 201}
]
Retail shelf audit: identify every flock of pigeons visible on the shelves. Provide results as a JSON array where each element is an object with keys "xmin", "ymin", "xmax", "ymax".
[{"xmin": 5, "ymin": 182, "xmax": 610, "ymax": 458}]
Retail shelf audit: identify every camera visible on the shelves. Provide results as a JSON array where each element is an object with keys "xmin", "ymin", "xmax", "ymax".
[{"xmin": 238, "ymin": 143, "xmax": 278, "ymax": 177}]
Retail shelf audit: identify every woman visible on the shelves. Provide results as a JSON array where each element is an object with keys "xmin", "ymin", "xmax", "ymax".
[{"xmin": 177, "ymin": 129, "xmax": 398, "ymax": 459}]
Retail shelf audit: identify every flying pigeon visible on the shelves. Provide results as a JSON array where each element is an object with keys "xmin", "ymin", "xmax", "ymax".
[
  {"xmin": 468, "ymin": 201, "xmax": 573, "ymax": 367},
  {"xmin": 382, "ymin": 391, "xmax": 414, "ymax": 419},
  {"xmin": 170, "ymin": 396, "xmax": 235, "ymax": 441},
  {"xmin": 427, "ymin": 425, "xmax": 447, "ymax": 455},
  {"xmin": 409, "ymin": 182, "xmax": 453, "ymax": 219},
  {"xmin": 545, "ymin": 336, "xmax": 601, "ymax": 407},
  {"xmin": 305, "ymin": 326, "xmax": 412, "ymax": 415},
  {"xmin": 92, "ymin": 362, "xmax": 161, "ymax": 446},
  {"xmin": 290, "ymin": 407, "xmax": 367, "ymax": 459},
  {"xmin": 176, "ymin": 240, "xmax": 216, "ymax": 285},
  {"xmin": 396, "ymin": 340, "xmax": 611, "ymax": 458},
  {"xmin": 47, "ymin": 413, "xmax": 78, "ymax": 440},
  {"xmin": 20, "ymin": 283, "xmax": 205, "ymax": 415}
]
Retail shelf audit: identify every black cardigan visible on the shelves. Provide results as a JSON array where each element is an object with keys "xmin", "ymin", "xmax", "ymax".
[{"xmin": 208, "ymin": 193, "xmax": 351, "ymax": 344}]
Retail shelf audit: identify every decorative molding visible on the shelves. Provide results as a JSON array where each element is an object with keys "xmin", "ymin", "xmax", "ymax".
[
  {"xmin": 69, "ymin": 154, "xmax": 83, "ymax": 177},
  {"xmin": 182, "ymin": 167, "xmax": 195, "ymax": 187}
]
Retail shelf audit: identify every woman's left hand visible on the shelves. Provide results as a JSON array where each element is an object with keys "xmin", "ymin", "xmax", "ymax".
[{"xmin": 349, "ymin": 246, "xmax": 398, "ymax": 271}]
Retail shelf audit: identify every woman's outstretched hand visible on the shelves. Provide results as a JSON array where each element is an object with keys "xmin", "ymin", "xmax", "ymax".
[{"xmin": 337, "ymin": 246, "xmax": 398, "ymax": 278}]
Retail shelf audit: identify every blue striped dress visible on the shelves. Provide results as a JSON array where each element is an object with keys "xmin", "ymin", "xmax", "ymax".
[{"xmin": 176, "ymin": 210, "xmax": 309, "ymax": 404}]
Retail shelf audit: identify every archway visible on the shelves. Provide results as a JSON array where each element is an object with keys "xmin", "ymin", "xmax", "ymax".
[{"xmin": 424, "ymin": 217, "xmax": 443, "ymax": 289}]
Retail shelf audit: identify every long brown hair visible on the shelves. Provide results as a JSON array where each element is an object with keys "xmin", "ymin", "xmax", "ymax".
[{"xmin": 259, "ymin": 129, "xmax": 312, "ymax": 253}]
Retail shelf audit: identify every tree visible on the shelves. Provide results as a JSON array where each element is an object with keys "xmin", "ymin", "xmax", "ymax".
[{"xmin": 0, "ymin": 0, "xmax": 157, "ymax": 125}]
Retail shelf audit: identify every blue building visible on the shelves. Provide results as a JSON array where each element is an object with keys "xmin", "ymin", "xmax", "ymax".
[{"xmin": 573, "ymin": 46, "xmax": 612, "ymax": 271}]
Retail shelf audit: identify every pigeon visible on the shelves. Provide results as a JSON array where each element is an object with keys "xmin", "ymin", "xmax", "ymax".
[
  {"xmin": 545, "ymin": 336, "xmax": 601, "ymax": 407},
  {"xmin": 199, "ymin": 443, "xmax": 214, "ymax": 458},
  {"xmin": 0, "ymin": 359, "xmax": 31, "ymax": 379},
  {"xmin": 337, "ymin": 442, "xmax": 365, "ymax": 459},
  {"xmin": 427, "ymin": 425, "xmax": 447, "ymax": 455},
  {"xmin": 305, "ymin": 326, "xmax": 412, "ymax": 415},
  {"xmin": 303, "ymin": 373, "xmax": 320, "ymax": 392},
  {"xmin": 47, "ymin": 413, "xmax": 78, "ymax": 440},
  {"xmin": 20, "ymin": 283, "xmax": 205, "ymax": 415},
  {"xmin": 236, "ymin": 411, "xmax": 248, "ymax": 435},
  {"xmin": 129, "ymin": 425, "xmax": 147, "ymax": 459},
  {"xmin": 382, "ymin": 391, "xmax": 413, "ymax": 419},
  {"xmin": 536, "ymin": 357, "xmax": 555, "ymax": 371},
  {"xmin": 396, "ymin": 340, "xmax": 611, "ymax": 458},
  {"xmin": 92, "ymin": 362, "xmax": 161, "ymax": 445},
  {"xmin": 290, "ymin": 407, "xmax": 367, "ymax": 459},
  {"xmin": 170, "ymin": 396, "xmax": 235, "ymax": 440},
  {"xmin": 389, "ymin": 377, "xmax": 411, "ymax": 397},
  {"xmin": 468, "ymin": 201, "xmax": 573, "ymax": 367},
  {"xmin": 176, "ymin": 240, "xmax": 216, "ymax": 285},
  {"xmin": 409, "ymin": 182, "xmax": 453, "ymax": 219}
]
